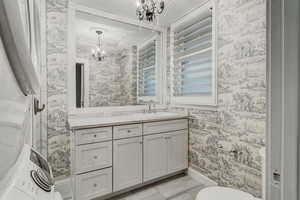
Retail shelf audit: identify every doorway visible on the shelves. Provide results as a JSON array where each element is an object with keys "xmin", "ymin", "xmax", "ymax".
[{"xmin": 267, "ymin": 0, "xmax": 299, "ymax": 200}]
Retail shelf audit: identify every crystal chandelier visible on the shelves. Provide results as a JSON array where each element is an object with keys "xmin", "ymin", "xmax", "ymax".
[
  {"xmin": 136, "ymin": 0, "xmax": 165, "ymax": 22},
  {"xmin": 91, "ymin": 30, "xmax": 105, "ymax": 61}
]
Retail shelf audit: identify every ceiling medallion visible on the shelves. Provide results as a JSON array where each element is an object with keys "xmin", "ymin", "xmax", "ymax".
[
  {"xmin": 136, "ymin": 0, "xmax": 165, "ymax": 22},
  {"xmin": 91, "ymin": 30, "xmax": 106, "ymax": 61}
]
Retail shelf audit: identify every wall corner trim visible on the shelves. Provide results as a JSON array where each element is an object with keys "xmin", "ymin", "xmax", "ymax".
[{"xmin": 188, "ymin": 167, "xmax": 218, "ymax": 186}]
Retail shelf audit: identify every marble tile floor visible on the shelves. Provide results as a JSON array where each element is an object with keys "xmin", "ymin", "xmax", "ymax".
[{"xmin": 109, "ymin": 174, "xmax": 208, "ymax": 200}]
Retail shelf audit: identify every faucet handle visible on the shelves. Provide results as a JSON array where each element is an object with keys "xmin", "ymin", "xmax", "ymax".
[{"xmin": 147, "ymin": 100, "xmax": 155, "ymax": 113}]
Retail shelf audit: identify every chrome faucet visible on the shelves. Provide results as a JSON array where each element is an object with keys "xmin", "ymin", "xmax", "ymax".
[{"xmin": 147, "ymin": 100, "xmax": 156, "ymax": 113}]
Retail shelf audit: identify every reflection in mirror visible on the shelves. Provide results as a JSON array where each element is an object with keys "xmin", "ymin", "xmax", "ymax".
[
  {"xmin": 75, "ymin": 62, "xmax": 84, "ymax": 108},
  {"xmin": 74, "ymin": 11, "xmax": 161, "ymax": 108}
]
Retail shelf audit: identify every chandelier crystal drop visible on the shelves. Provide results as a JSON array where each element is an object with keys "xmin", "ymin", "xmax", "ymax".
[
  {"xmin": 136, "ymin": 0, "xmax": 165, "ymax": 22},
  {"xmin": 91, "ymin": 30, "xmax": 105, "ymax": 61}
]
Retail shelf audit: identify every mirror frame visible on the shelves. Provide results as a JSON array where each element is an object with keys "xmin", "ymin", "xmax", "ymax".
[{"xmin": 67, "ymin": 2, "xmax": 168, "ymax": 111}]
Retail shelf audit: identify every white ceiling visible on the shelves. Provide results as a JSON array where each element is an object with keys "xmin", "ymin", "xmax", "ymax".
[
  {"xmin": 73, "ymin": 0, "xmax": 207, "ymax": 26},
  {"xmin": 76, "ymin": 11, "xmax": 159, "ymax": 48}
]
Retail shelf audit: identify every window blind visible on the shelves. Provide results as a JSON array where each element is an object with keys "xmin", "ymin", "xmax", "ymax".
[
  {"xmin": 138, "ymin": 40, "xmax": 156, "ymax": 97},
  {"xmin": 173, "ymin": 9, "xmax": 213, "ymax": 97}
]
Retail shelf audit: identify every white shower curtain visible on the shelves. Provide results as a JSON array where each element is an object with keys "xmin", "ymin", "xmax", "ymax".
[
  {"xmin": 0, "ymin": 0, "xmax": 43, "ymax": 179},
  {"xmin": 0, "ymin": 36, "xmax": 31, "ymax": 180}
]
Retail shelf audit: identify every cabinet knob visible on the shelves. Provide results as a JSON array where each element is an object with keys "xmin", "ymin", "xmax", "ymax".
[
  {"xmin": 127, "ymin": 130, "xmax": 131, "ymax": 133},
  {"xmin": 93, "ymin": 183, "xmax": 97, "ymax": 187},
  {"xmin": 93, "ymin": 134, "xmax": 97, "ymax": 138},
  {"xmin": 94, "ymin": 155, "xmax": 98, "ymax": 159}
]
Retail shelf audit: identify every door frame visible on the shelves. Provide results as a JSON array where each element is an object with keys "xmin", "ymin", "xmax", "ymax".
[{"xmin": 267, "ymin": 0, "xmax": 299, "ymax": 200}]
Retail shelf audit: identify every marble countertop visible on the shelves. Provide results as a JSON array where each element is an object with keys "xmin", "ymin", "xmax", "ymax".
[{"xmin": 68, "ymin": 112, "xmax": 188, "ymax": 129}]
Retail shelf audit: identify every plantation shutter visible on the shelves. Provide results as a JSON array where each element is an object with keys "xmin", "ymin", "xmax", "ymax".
[
  {"xmin": 173, "ymin": 8, "xmax": 213, "ymax": 97},
  {"xmin": 138, "ymin": 40, "xmax": 156, "ymax": 97}
]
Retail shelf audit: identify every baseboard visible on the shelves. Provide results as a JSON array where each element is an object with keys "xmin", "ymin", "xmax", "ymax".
[
  {"xmin": 55, "ymin": 169, "xmax": 216, "ymax": 200},
  {"xmin": 55, "ymin": 178, "xmax": 72, "ymax": 200},
  {"xmin": 188, "ymin": 167, "xmax": 218, "ymax": 186}
]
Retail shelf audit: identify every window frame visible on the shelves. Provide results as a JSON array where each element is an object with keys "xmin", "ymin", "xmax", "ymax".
[
  {"xmin": 170, "ymin": 0, "xmax": 217, "ymax": 106},
  {"xmin": 137, "ymin": 35, "xmax": 161, "ymax": 103}
]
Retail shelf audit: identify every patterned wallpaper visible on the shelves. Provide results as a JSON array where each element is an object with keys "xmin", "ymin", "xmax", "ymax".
[
  {"xmin": 46, "ymin": 0, "xmax": 70, "ymax": 178},
  {"xmin": 169, "ymin": 0, "xmax": 266, "ymax": 197},
  {"xmin": 216, "ymin": 1, "xmax": 266, "ymax": 196},
  {"xmin": 76, "ymin": 42, "xmax": 138, "ymax": 107}
]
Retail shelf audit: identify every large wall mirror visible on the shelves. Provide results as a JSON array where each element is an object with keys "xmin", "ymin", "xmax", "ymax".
[{"xmin": 69, "ymin": 6, "xmax": 165, "ymax": 109}]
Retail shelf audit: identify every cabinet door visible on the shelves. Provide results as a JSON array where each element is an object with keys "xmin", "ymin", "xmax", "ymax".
[
  {"xmin": 166, "ymin": 130, "xmax": 188, "ymax": 173},
  {"xmin": 113, "ymin": 137, "xmax": 143, "ymax": 191},
  {"xmin": 143, "ymin": 134, "xmax": 168, "ymax": 182},
  {"xmin": 75, "ymin": 168, "xmax": 112, "ymax": 200}
]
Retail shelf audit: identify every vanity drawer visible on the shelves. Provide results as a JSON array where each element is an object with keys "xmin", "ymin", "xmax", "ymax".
[
  {"xmin": 76, "ymin": 168, "xmax": 112, "ymax": 200},
  {"xmin": 113, "ymin": 124, "xmax": 142, "ymax": 139},
  {"xmin": 75, "ymin": 141, "xmax": 112, "ymax": 174},
  {"xmin": 75, "ymin": 127, "xmax": 112, "ymax": 145},
  {"xmin": 143, "ymin": 119, "xmax": 188, "ymax": 135}
]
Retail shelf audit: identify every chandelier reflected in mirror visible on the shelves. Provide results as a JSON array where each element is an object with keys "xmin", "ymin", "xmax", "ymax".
[
  {"xmin": 91, "ymin": 30, "xmax": 106, "ymax": 61},
  {"xmin": 136, "ymin": 0, "xmax": 165, "ymax": 22}
]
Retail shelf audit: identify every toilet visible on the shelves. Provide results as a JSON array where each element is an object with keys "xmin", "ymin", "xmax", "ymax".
[
  {"xmin": 195, "ymin": 186, "xmax": 259, "ymax": 200},
  {"xmin": 196, "ymin": 148, "xmax": 265, "ymax": 200}
]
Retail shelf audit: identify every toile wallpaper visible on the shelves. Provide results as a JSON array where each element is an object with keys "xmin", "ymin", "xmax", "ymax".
[
  {"xmin": 46, "ymin": 0, "xmax": 70, "ymax": 178},
  {"xmin": 168, "ymin": 0, "xmax": 266, "ymax": 197},
  {"xmin": 44, "ymin": 0, "xmax": 266, "ymax": 196},
  {"xmin": 76, "ymin": 42, "xmax": 138, "ymax": 107}
]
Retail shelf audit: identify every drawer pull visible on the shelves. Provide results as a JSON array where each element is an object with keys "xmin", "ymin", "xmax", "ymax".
[
  {"xmin": 93, "ymin": 134, "xmax": 97, "ymax": 138},
  {"xmin": 94, "ymin": 155, "xmax": 98, "ymax": 159},
  {"xmin": 93, "ymin": 183, "xmax": 97, "ymax": 187},
  {"xmin": 127, "ymin": 130, "xmax": 131, "ymax": 133}
]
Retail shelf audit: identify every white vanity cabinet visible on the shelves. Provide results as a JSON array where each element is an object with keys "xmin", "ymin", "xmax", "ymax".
[
  {"xmin": 113, "ymin": 137, "xmax": 143, "ymax": 191},
  {"xmin": 71, "ymin": 127, "xmax": 113, "ymax": 200},
  {"xmin": 143, "ymin": 129, "xmax": 188, "ymax": 182},
  {"xmin": 143, "ymin": 133, "xmax": 168, "ymax": 181},
  {"xmin": 166, "ymin": 130, "xmax": 189, "ymax": 173},
  {"xmin": 70, "ymin": 116, "xmax": 188, "ymax": 200}
]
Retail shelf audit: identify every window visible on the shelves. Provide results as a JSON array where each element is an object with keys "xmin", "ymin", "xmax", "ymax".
[
  {"xmin": 138, "ymin": 38, "xmax": 157, "ymax": 101},
  {"xmin": 171, "ymin": 1, "xmax": 216, "ymax": 105}
]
